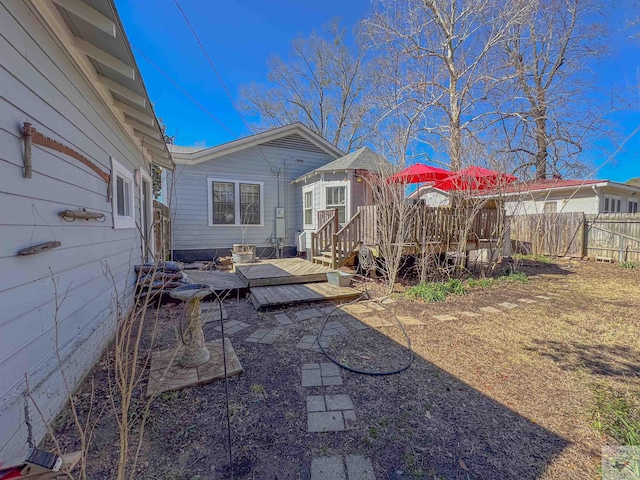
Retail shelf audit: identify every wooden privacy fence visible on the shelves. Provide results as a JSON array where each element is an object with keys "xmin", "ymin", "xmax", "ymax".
[
  {"xmin": 509, "ymin": 212, "xmax": 640, "ymax": 262},
  {"xmin": 586, "ymin": 214, "xmax": 640, "ymax": 262},
  {"xmin": 153, "ymin": 200, "xmax": 171, "ymax": 261}
]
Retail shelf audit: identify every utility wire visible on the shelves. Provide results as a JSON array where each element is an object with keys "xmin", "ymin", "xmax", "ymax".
[{"xmin": 172, "ymin": 0, "xmax": 277, "ymax": 172}]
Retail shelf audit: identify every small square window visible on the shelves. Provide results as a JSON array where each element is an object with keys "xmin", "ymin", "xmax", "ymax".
[{"xmin": 629, "ymin": 200, "xmax": 638, "ymax": 214}]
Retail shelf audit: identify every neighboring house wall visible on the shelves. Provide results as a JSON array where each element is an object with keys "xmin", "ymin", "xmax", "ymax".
[
  {"xmin": 505, "ymin": 186, "xmax": 640, "ymax": 216},
  {"xmin": 0, "ymin": 3, "xmax": 150, "ymax": 460},
  {"xmin": 416, "ymin": 189, "xmax": 450, "ymax": 207},
  {"xmin": 170, "ymin": 145, "xmax": 335, "ymax": 260},
  {"xmin": 597, "ymin": 186, "xmax": 640, "ymax": 214},
  {"xmin": 506, "ymin": 190, "xmax": 598, "ymax": 215}
]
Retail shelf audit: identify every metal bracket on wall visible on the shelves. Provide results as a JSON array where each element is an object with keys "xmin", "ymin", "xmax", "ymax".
[{"xmin": 22, "ymin": 122, "xmax": 112, "ymax": 201}]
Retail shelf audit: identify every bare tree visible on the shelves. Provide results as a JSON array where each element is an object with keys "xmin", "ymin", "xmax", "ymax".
[
  {"xmin": 239, "ymin": 19, "xmax": 379, "ymax": 152},
  {"xmin": 499, "ymin": 0, "xmax": 610, "ymax": 179},
  {"xmin": 364, "ymin": 0, "xmax": 524, "ymax": 171}
]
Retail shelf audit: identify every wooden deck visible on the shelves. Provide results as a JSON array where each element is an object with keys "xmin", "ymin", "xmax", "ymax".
[
  {"xmin": 249, "ymin": 282, "xmax": 361, "ymax": 310},
  {"xmin": 235, "ymin": 258, "xmax": 331, "ymax": 287},
  {"xmin": 187, "ymin": 269, "xmax": 247, "ymax": 291}
]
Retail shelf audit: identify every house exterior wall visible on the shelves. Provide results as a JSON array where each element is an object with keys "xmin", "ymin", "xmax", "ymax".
[
  {"xmin": 505, "ymin": 190, "xmax": 598, "ymax": 215},
  {"xmin": 297, "ymin": 172, "xmax": 353, "ymax": 254},
  {"xmin": 597, "ymin": 186, "xmax": 640, "ymax": 214},
  {"xmin": 416, "ymin": 189, "xmax": 450, "ymax": 207},
  {"xmin": 505, "ymin": 185, "xmax": 640, "ymax": 216},
  {"xmin": 0, "ymin": 3, "xmax": 149, "ymax": 460},
  {"xmin": 170, "ymin": 146, "xmax": 335, "ymax": 260}
]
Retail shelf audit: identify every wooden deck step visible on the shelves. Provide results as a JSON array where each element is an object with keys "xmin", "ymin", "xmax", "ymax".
[
  {"xmin": 249, "ymin": 282, "xmax": 361, "ymax": 310},
  {"xmin": 312, "ymin": 256, "xmax": 332, "ymax": 264}
]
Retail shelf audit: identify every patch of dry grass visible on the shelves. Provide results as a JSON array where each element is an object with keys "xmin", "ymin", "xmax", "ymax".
[{"xmin": 385, "ymin": 259, "xmax": 640, "ymax": 479}]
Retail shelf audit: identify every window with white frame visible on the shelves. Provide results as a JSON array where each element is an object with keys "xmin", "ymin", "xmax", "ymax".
[
  {"xmin": 208, "ymin": 178, "xmax": 263, "ymax": 226},
  {"xmin": 604, "ymin": 195, "xmax": 621, "ymax": 213},
  {"xmin": 326, "ymin": 186, "xmax": 346, "ymax": 223},
  {"xmin": 304, "ymin": 190, "xmax": 313, "ymax": 226},
  {"xmin": 111, "ymin": 157, "xmax": 135, "ymax": 229},
  {"xmin": 629, "ymin": 198, "xmax": 639, "ymax": 214}
]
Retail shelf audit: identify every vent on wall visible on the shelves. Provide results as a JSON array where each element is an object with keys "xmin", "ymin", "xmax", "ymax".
[{"xmin": 262, "ymin": 134, "xmax": 327, "ymax": 154}]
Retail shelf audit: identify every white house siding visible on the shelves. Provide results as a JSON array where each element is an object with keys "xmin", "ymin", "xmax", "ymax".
[
  {"xmin": 0, "ymin": 3, "xmax": 147, "ymax": 460},
  {"xmin": 297, "ymin": 172, "xmax": 350, "ymax": 254},
  {"xmin": 170, "ymin": 145, "xmax": 335, "ymax": 260},
  {"xmin": 505, "ymin": 190, "xmax": 599, "ymax": 215},
  {"xmin": 597, "ymin": 186, "xmax": 640, "ymax": 213},
  {"xmin": 417, "ymin": 189, "xmax": 450, "ymax": 207}
]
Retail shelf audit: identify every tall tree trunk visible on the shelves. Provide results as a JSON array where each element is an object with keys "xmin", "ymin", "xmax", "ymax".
[
  {"xmin": 535, "ymin": 106, "xmax": 547, "ymax": 179},
  {"xmin": 450, "ymin": 84, "xmax": 462, "ymax": 171}
]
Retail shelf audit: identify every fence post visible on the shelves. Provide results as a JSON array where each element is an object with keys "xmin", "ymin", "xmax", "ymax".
[
  {"xmin": 619, "ymin": 235, "xmax": 624, "ymax": 263},
  {"xmin": 579, "ymin": 212, "xmax": 586, "ymax": 258}
]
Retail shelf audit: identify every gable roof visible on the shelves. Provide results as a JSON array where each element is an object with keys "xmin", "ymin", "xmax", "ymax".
[
  {"xmin": 292, "ymin": 147, "xmax": 391, "ymax": 183},
  {"xmin": 171, "ymin": 123, "xmax": 344, "ymax": 165}
]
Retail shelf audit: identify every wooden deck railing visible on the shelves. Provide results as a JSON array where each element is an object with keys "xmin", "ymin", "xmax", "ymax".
[
  {"xmin": 311, "ymin": 208, "xmax": 338, "ymax": 260},
  {"xmin": 311, "ymin": 205, "xmax": 502, "ymax": 269},
  {"xmin": 358, "ymin": 205, "xmax": 501, "ymax": 246},
  {"xmin": 332, "ymin": 209, "xmax": 362, "ymax": 269}
]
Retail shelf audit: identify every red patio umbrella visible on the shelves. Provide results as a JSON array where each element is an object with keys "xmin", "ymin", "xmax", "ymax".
[
  {"xmin": 388, "ymin": 163, "xmax": 453, "ymax": 184},
  {"xmin": 434, "ymin": 166, "xmax": 517, "ymax": 191}
]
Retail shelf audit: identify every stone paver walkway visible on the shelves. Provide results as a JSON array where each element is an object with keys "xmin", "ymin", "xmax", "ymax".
[
  {"xmin": 296, "ymin": 335, "xmax": 326, "ymax": 353},
  {"xmin": 214, "ymin": 320, "xmax": 250, "ymax": 335},
  {"xmin": 433, "ymin": 314, "xmax": 458, "ymax": 321},
  {"xmin": 479, "ymin": 306, "xmax": 502, "ymax": 314},
  {"xmin": 244, "ymin": 327, "xmax": 283, "ymax": 344},
  {"xmin": 274, "ymin": 313, "xmax": 292, "ymax": 325},
  {"xmin": 396, "ymin": 315, "xmax": 425, "ymax": 326},
  {"xmin": 310, "ymin": 455, "xmax": 375, "ymax": 480},
  {"xmin": 307, "ymin": 394, "xmax": 356, "ymax": 432},
  {"xmin": 498, "ymin": 302, "xmax": 520, "ymax": 309},
  {"xmin": 458, "ymin": 311, "xmax": 480, "ymax": 317},
  {"xmin": 535, "ymin": 295, "xmax": 552, "ymax": 300},
  {"xmin": 302, "ymin": 363, "xmax": 343, "ymax": 387},
  {"xmin": 294, "ymin": 308, "xmax": 323, "ymax": 321},
  {"xmin": 518, "ymin": 298, "xmax": 536, "ymax": 304}
]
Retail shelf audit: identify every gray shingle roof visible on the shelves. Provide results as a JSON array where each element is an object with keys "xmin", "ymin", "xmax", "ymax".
[{"xmin": 293, "ymin": 147, "xmax": 390, "ymax": 183}]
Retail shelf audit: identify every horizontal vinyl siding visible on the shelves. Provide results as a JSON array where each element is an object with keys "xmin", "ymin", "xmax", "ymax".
[
  {"xmin": 506, "ymin": 190, "xmax": 599, "ymax": 215},
  {"xmin": 0, "ymin": 2, "xmax": 147, "ymax": 460},
  {"xmin": 171, "ymin": 145, "xmax": 335, "ymax": 251}
]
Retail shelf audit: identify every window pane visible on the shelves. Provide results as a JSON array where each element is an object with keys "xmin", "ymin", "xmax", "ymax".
[
  {"xmin": 123, "ymin": 181, "xmax": 130, "ymax": 217},
  {"xmin": 117, "ymin": 176, "xmax": 125, "ymax": 216},
  {"xmin": 326, "ymin": 186, "xmax": 346, "ymax": 223},
  {"xmin": 213, "ymin": 182, "xmax": 235, "ymax": 224},
  {"xmin": 604, "ymin": 198, "xmax": 609, "ymax": 212},
  {"xmin": 616, "ymin": 199, "xmax": 621, "ymax": 212},
  {"xmin": 304, "ymin": 191, "xmax": 313, "ymax": 225},
  {"xmin": 326, "ymin": 186, "xmax": 345, "ymax": 207},
  {"xmin": 240, "ymin": 183, "xmax": 260, "ymax": 225}
]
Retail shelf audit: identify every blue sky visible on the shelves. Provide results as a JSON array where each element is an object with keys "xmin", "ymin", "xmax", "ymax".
[{"xmin": 115, "ymin": 0, "xmax": 639, "ymax": 182}]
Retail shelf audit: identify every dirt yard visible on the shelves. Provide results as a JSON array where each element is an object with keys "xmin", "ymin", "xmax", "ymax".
[{"xmin": 48, "ymin": 259, "xmax": 639, "ymax": 479}]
